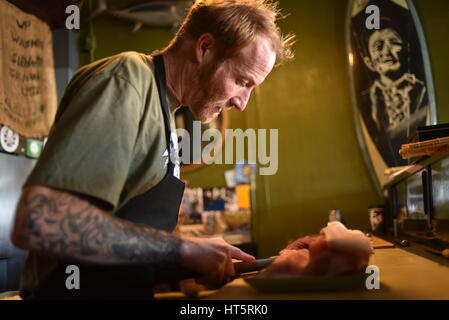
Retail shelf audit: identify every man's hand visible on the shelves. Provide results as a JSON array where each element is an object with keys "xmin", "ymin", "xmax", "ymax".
[{"xmin": 179, "ymin": 236, "xmax": 255, "ymax": 285}]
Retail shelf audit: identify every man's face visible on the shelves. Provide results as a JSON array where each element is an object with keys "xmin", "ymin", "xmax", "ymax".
[
  {"xmin": 367, "ymin": 29, "xmax": 403, "ymax": 74},
  {"xmin": 187, "ymin": 35, "xmax": 276, "ymax": 123}
]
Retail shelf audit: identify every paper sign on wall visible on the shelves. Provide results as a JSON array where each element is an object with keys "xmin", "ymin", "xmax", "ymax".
[{"xmin": 0, "ymin": 0, "xmax": 57, "ymax": 138}]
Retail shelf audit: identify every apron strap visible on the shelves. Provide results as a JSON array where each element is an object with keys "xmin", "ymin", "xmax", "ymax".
[{"xmin": 153, "ymin": 54, "xmax": 174, "ymax": 160}]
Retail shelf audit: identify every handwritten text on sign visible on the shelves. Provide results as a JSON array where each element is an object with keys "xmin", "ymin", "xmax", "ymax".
[{"xmin": 0, "ymin": 0, "xmax": 57, "ymax": 137}]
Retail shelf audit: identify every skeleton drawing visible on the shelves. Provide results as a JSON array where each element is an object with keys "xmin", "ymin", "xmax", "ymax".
[{"xmin": 363, "ymin": 28, "xmax": 428, "ymax": 140}]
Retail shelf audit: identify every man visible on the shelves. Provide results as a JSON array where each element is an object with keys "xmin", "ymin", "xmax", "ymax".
[
  {"xmin": 10, "ymin": 0, "xmax": 294, "ymax": 299},
  {"xmin": 362, "ymin": 28, "xmax": 428, "ymax": 166}
]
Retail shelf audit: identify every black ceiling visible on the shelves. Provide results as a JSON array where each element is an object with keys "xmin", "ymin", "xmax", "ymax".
[{"xmin": 6, "ymin": 0, "xmax": 78, "ymax": 29}]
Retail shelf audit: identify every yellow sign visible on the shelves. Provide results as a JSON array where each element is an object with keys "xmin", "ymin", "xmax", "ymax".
[{"xmin": 236, "ymin": 184, "xmax": 251, "ymax": 209}]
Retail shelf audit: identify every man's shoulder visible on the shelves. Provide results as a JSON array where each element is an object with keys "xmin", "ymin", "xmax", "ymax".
[
  {"xmin": 75, "ymin": 51, "xmax": 153, "ymax": 83},
  {"xmin": 110, "ymin": 51, "xmax": 155, "ymax": 78},
  {"xmin": 108, "ymin": 52, "xmax": 157, "ymax": 97},
  {"xmin": 95, "ymin": 51, "xmax": 155, "ymax": 82},
  {"xmin": 67, "ymin": 51, "xmax": 156, "ymax": 99}
]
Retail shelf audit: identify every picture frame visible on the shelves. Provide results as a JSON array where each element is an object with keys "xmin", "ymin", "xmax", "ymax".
[{"xmin": 346, "ymin": 0, "xmax": 437, "ymax": 193}]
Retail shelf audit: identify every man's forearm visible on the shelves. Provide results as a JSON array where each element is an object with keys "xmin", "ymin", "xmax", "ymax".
[{"xmin": 12, "ymin": 185, "xmax": 183, "ymax": 265}]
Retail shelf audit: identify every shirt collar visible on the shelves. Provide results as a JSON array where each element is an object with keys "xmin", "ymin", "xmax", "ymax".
[
  {"xmin": 147, "ymin": 53, "xmax": 182, "ymax": 115},
  {"xmin": 166, "ymin": 85, "xmax": 182, "ymax": 115}
]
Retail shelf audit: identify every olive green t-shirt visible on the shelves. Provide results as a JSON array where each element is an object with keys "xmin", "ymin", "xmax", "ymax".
[
  {"xmin": 25, "ymin": 51, "xmax": 180, "ymax": 210},
  {"xmin": 20, "ymin": 51, "xmax": 181, "ymax": 297}
]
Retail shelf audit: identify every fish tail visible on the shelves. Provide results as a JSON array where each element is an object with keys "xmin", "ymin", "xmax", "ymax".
[{"xmin": 88, "ymin": 0, "xmax": 108, "ymax": 21}]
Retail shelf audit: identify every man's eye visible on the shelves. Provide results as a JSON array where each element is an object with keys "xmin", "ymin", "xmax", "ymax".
[{"xmin": 237, "ymin": 80, "xmax": 248, "ymax": 87}]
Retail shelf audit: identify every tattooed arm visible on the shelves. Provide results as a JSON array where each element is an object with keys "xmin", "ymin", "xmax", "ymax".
[
  {"xmin": 11, "ymin": 185, "xmax": 183, "ymax": 265},
  {"xmin": 11, "ymin": 185, "xmax": 255, "ymax": 283}
]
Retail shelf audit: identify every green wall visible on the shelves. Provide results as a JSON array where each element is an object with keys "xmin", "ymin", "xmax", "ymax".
[
  {"xmin": 414, "ymin": 0, "xmax": 449, "ymax": 123},
  {"xmin": 79, "ymin": 0, "xmax": 449, "ymax": 258}
]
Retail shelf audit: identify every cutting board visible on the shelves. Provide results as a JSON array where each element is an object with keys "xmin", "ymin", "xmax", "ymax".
[{"xmin": 371, "ymin": 236, "xmax": 395, "ymax": 249}]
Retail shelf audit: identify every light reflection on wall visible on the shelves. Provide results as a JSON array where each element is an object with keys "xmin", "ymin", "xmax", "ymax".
[
  {"xmin": 406, "ymin": 173, "xmax": 426, "ymax": 220},
  {"xmin": 432, "ymin": 157, "xmax": 449, "ymax": 220},
  {"xmin": 395, "ymin": 172, "xmax": 426, "ymax": 221}
]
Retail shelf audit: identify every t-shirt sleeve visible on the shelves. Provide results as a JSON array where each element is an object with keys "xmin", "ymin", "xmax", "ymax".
[{"xmin": 25, "ymin": 73, "xmax": 143, "ymax": 211}]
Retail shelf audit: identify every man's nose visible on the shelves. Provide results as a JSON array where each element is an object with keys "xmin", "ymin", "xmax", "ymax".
[
  {"xmin": 231, "ymin": 89, "xmax": 251, "ymax": 111},
  {"xmin": 382, "ymin": 42, "xmax": 392, "ymax": 56},
  {"xmin": 230, "ymin": 97, "xmax": 244, "ymax": 111}
]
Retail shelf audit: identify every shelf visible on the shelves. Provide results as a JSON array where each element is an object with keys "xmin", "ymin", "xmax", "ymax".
[{"xmin": 384, "ymin": 147, "xmax": 449, "ymax": 188}]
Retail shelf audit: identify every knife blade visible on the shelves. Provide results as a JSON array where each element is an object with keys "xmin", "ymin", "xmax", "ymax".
[{"xmin": 233, "ymin": 257, "xmax": 276, "ymax": 275}]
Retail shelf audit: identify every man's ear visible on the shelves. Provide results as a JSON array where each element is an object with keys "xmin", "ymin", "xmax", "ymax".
[
  {"xmin": 363, "ymin": 56, "xmax": 376, "ymax": 72},
  {"xmin": 195, "ymin": 33, "xmax": 216, "ymax": 64}
]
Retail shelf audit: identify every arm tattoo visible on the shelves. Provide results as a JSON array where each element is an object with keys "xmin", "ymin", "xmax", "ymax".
[{"xmin": 22, "ymin": 189, "xmax": 182, "ymax": 265}]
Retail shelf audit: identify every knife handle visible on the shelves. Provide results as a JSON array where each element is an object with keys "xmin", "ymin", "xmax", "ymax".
[{"xmin": 155, "ymin": 257, "xmax": 277, "ymax": 284}]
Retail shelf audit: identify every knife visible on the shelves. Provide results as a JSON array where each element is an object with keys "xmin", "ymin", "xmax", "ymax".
[
  {"xmin": 157, "ymin": 257, "xmax": 276, "ymax": 283},
  {"xmin": 233, "ymin": 257, "xmax": 276, "ymax": 276}
]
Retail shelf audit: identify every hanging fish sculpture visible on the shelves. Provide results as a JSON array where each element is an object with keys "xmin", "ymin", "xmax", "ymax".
[{"xmin": 88, "ymin": 0, "xmax": 195, "ymax": 32}]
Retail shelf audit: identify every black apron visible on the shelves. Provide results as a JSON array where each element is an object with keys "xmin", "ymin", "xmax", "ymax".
[{"xmin": 27, "ymin": 55, "xmax": 186, "ymax": 300}]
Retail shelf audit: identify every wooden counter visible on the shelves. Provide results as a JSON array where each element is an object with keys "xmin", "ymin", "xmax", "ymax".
[
  {"xmin": 204, "ymin": 247, "xmax": 449, "ymax": 300},
  {"xmin": 3, "ymin": 243, "xmax": 448, "ymax": 300}
]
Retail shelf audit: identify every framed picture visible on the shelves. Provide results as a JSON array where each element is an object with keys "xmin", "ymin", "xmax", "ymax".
[{"xmin": 346, "ymin": 0, "xmax": 437, "ymax": 192}]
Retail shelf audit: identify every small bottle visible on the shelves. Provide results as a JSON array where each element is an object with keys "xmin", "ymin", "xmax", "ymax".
[{"xmin": 328, "ymin": 209, "xmax": 341, "ymax": 222}]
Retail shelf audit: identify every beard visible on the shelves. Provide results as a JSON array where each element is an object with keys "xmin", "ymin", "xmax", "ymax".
[{"xmin": 188, "ymin": 59, "xmax": 226, "ymax": 123}]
